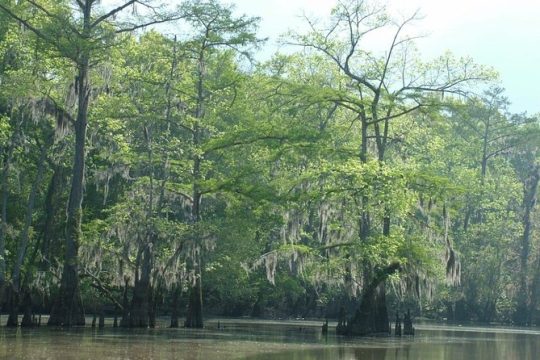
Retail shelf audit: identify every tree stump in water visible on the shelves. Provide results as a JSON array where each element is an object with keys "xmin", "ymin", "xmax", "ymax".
[
  {"xmin": 322, "ymin": 319, "xmax": 328, "ymax": 335},
  {"xmin": 336, "ymin": 262, "xmax": 401, "ymax": 336}
]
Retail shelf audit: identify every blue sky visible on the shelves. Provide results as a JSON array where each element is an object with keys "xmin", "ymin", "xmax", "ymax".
[{"xmin": 228, "ymin": 0, "xmax": 540, "ymax": 115}]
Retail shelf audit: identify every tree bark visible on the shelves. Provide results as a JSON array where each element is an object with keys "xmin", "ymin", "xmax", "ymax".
[
  {"xmin": 20, "ymin": 290, "xmax": 34, "ymax": 327},
  {"xmin": 184, "ymin": 273, "xmax": 203, "ymax": 328},
  {"xmin": 184, "ymin": 46, "xmax": 206, "ymax": 328},
  {"xmin": 0, "ymin": 118, "xmax": 20, "ymax": 308},
  {"xmin": 529, "ymin": 252, "xmax": 540, "ymax": 325},
  {"xmin": 48, "ymin": 10, "xmax": 91, "ymax": 325},
  {"xmin": 0, "ymin": 148, "xmax": 11, "ymax": 307},
  {"xmin": 98, "ymin": 306, "xmax": 105, "ymax": 329},
  {"xmin": 185, "ymin": 184, "xmax": 204, "ymax": 328},
  {"xmin": 120, "ymin": 276, "xmax": 130, "ymax": 327},
  {"xmin": 170, "ymin": 285, "xmax": 181, "ymax": 328},
  {"xmin": 7, "ymin": 144, "xmax": 47, "ymax": 327},
  {"xmin": 5, "ymin": 285, "xmax": 18, "ymax": 327},
  {"xmin": 40, "ymin": 165, "xmax": 65, "ymax": 268},
  {"xmin": 515, "ymin": 164, "xmax": 540, "ymax": 325},
  {"xmin": 186, "ymin": 188, "xmax": 202, "ymax": 329},
  {"xmin": 338, "ymin": 262, "xmax": 400, "ymax": 336},
  {"xmin": 129, "ymin": 247, "xmax": 152, "ymax": 328},
  {"xmin": 148, "ymin": 285, "xmax": 157, "ymax": 328}
]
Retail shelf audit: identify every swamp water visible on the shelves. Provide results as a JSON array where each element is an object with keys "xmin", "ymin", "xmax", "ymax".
[{"xmin": 0, "ymin": 318, "xmax": 538, "ymax": 359}]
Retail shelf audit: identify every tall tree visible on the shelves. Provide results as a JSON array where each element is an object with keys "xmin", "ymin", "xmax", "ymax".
[
  {"xmin": 289, "ymin": 0, "xmax": 493, "ymax": 334},
  {"xmin": 513, "ymin": 120, "xmax": 540, "ymax": 325},
  {"xmin": 0, "ymin": 0, "xmax": 181, "ymax": 326},
  {"xmin": 174, "ymin": 0, "xmax": 261, "ymax": 328}
]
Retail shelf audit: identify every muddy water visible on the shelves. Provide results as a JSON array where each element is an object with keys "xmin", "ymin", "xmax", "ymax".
[{"xmin": 0, "ymin": 318, "xmax": 538, "ymax": 359}]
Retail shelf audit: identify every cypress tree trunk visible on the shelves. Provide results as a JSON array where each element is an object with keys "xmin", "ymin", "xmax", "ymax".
[
  {"xmin": 120, "ymin": 277, "xmax": 130, "ymax": 327},
  {"xmin": 6, "ymin": 285, "xmax": 18, "ymax": 327},
  {"xmin": 185, "ymin": 171, "xmax": 203, "ymax": 328},
  {"xmin": 40, "ymin": 166, "xmax": 64, "ymax": 267},
  {"xmin": 0, "ymin": 150, "xmax": 10, "ymax": 308},
  {"xmin": 0, "ymin": 119, "xmax": 20, "ymax": 310},
  {"xmin": 7, "ymin": 145, "xmax": 47, "ymax": 326},
  {"xmin": 98, "ymin": 306, "xmax": 105, "ymax": 329},
  {"xmin": 170, "ymin": 285, "xmax": 180, "ymax": 328},
  {"xmin": 129, "ymin": 278, "xmax": 149, "ymax": 327},
  {"xmin": 148, "ymin": 286, "xmax": 157, "ymax": 328},
  {"xmin": 184, "ymin": 44, "xmax": 205, "ymax": 329},
  {"xmin": 48, "ymin": 1, "xmax": 94, "ymax": 328},
  {"xmin": 529, "ymin": 254, "xmax": 540, "ymax": 325},
  {"xmin": 515, "ymin": 165, "xmax": 539, "ymax": 325},
  {"xmin": 184, "ymin": 275, "xmax": 203, "ymax": 328},
  {"xmin": 129, "ymin": 247, "xmax": 152, "ymax": 328},
  {"xmin": 20, "ymin": 290, "xmax": 34, "ymax": 327},
  {"xmin": 338, "ymin": 263, "xmax": 400, "ymax": 336}
]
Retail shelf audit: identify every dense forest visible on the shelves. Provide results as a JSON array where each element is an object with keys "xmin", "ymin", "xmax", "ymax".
[{"xmin": 0, "ymin": 0, "xmax": 538, "ymax": 335}]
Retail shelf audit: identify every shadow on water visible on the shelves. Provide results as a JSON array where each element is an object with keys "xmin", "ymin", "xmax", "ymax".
[{"xmin": 0, "ymin": 319, "xmax": 539, "ymax": 359}]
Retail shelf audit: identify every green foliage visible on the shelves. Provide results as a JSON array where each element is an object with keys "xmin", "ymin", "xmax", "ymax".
[{"xmin": 0, "ymin": 0, "xmax": 537, "ymax": 326}]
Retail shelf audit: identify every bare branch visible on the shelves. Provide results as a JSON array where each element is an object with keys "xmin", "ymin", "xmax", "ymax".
[
  {"xmin": 115, "ymin": 15, "xmax": 184, "ymax": 33},
  {"xmin": 487, "ymin": 133, "xmax": 516, "ymax": 144},
  {"xmin": 378, "ymin": 10, "xmax": 420, "ymax": 92},
  {"xmin": 486, "ymin": 143, "xmax": 516, "ymax": 159},
  {"xmin": 368, "ymin": 104, "xmax": 423, "ymax": 125},
  {"xmin": 91, "ymin": 0, "xmax": 137, "ymax": 28}
]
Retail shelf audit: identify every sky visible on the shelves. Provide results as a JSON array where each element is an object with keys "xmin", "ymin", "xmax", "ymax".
[
  {"xmin": 100, "ymin": 0, "xmax": 540, "ymax": 114},
  {"xmin": 226, "ymin": 0, "xmax": 540, "ymax": 114}
]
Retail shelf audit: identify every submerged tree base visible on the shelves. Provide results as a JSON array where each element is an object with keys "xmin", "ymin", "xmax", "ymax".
[
  {"xmin": 337, "ymin": 262, "xmax": 400, "ymax": 336},
  {"xmin": 184, "ymin": 281, "xmax": 204, "ymax": 328},
  {"xmin": 48, "ymin": 285, "xmax": 85, "ymax": 327}
]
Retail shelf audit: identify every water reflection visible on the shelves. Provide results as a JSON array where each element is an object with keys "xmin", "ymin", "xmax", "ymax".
[{"xmin": 0, "ymin": 319, "xmax": 539, "ymax": 359}]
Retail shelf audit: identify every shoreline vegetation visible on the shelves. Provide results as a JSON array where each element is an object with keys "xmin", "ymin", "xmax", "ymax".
[{"xmin": 0, "ymin": 0, "xmax": 538, "ymax": 338}]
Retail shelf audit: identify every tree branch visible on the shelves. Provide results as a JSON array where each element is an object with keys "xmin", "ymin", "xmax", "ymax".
[
  {"xmin": 81, "ymin": 268, "xmax": 124, "ymax": 310},
  {"xmin": 115, "ymin": 15, "xmax": 185, "ymax": 34},
  {"xmin": 203, "ymin": 135, "xmax": 287, "ymax": 156},
  {"xmin": 91, "ymin": 0, "xmax": 137, "ymax": 28},
  {"xmin": 26, "ymin": 0, "xmax": 81, "ymax": 36},
  {"xmin": 378, "ymin": 10, "xmax": 419, "ymax": 93},
  {"xmin": 368, "ymin": 104, "xmax": 422, "ymax": 125},
  {"xmin": 0, "ymin": 3, "xmax": 55, "ymax": 45}
]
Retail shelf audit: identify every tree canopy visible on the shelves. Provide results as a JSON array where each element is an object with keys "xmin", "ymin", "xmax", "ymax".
[{"xmin": 0, "ymin": 0, "xmax": 538, "ymax": 332}]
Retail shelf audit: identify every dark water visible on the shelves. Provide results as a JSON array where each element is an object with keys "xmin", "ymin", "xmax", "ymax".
[{"xmin": 0, "ymin": 318, "xmax": 539, "ymax": 359}]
